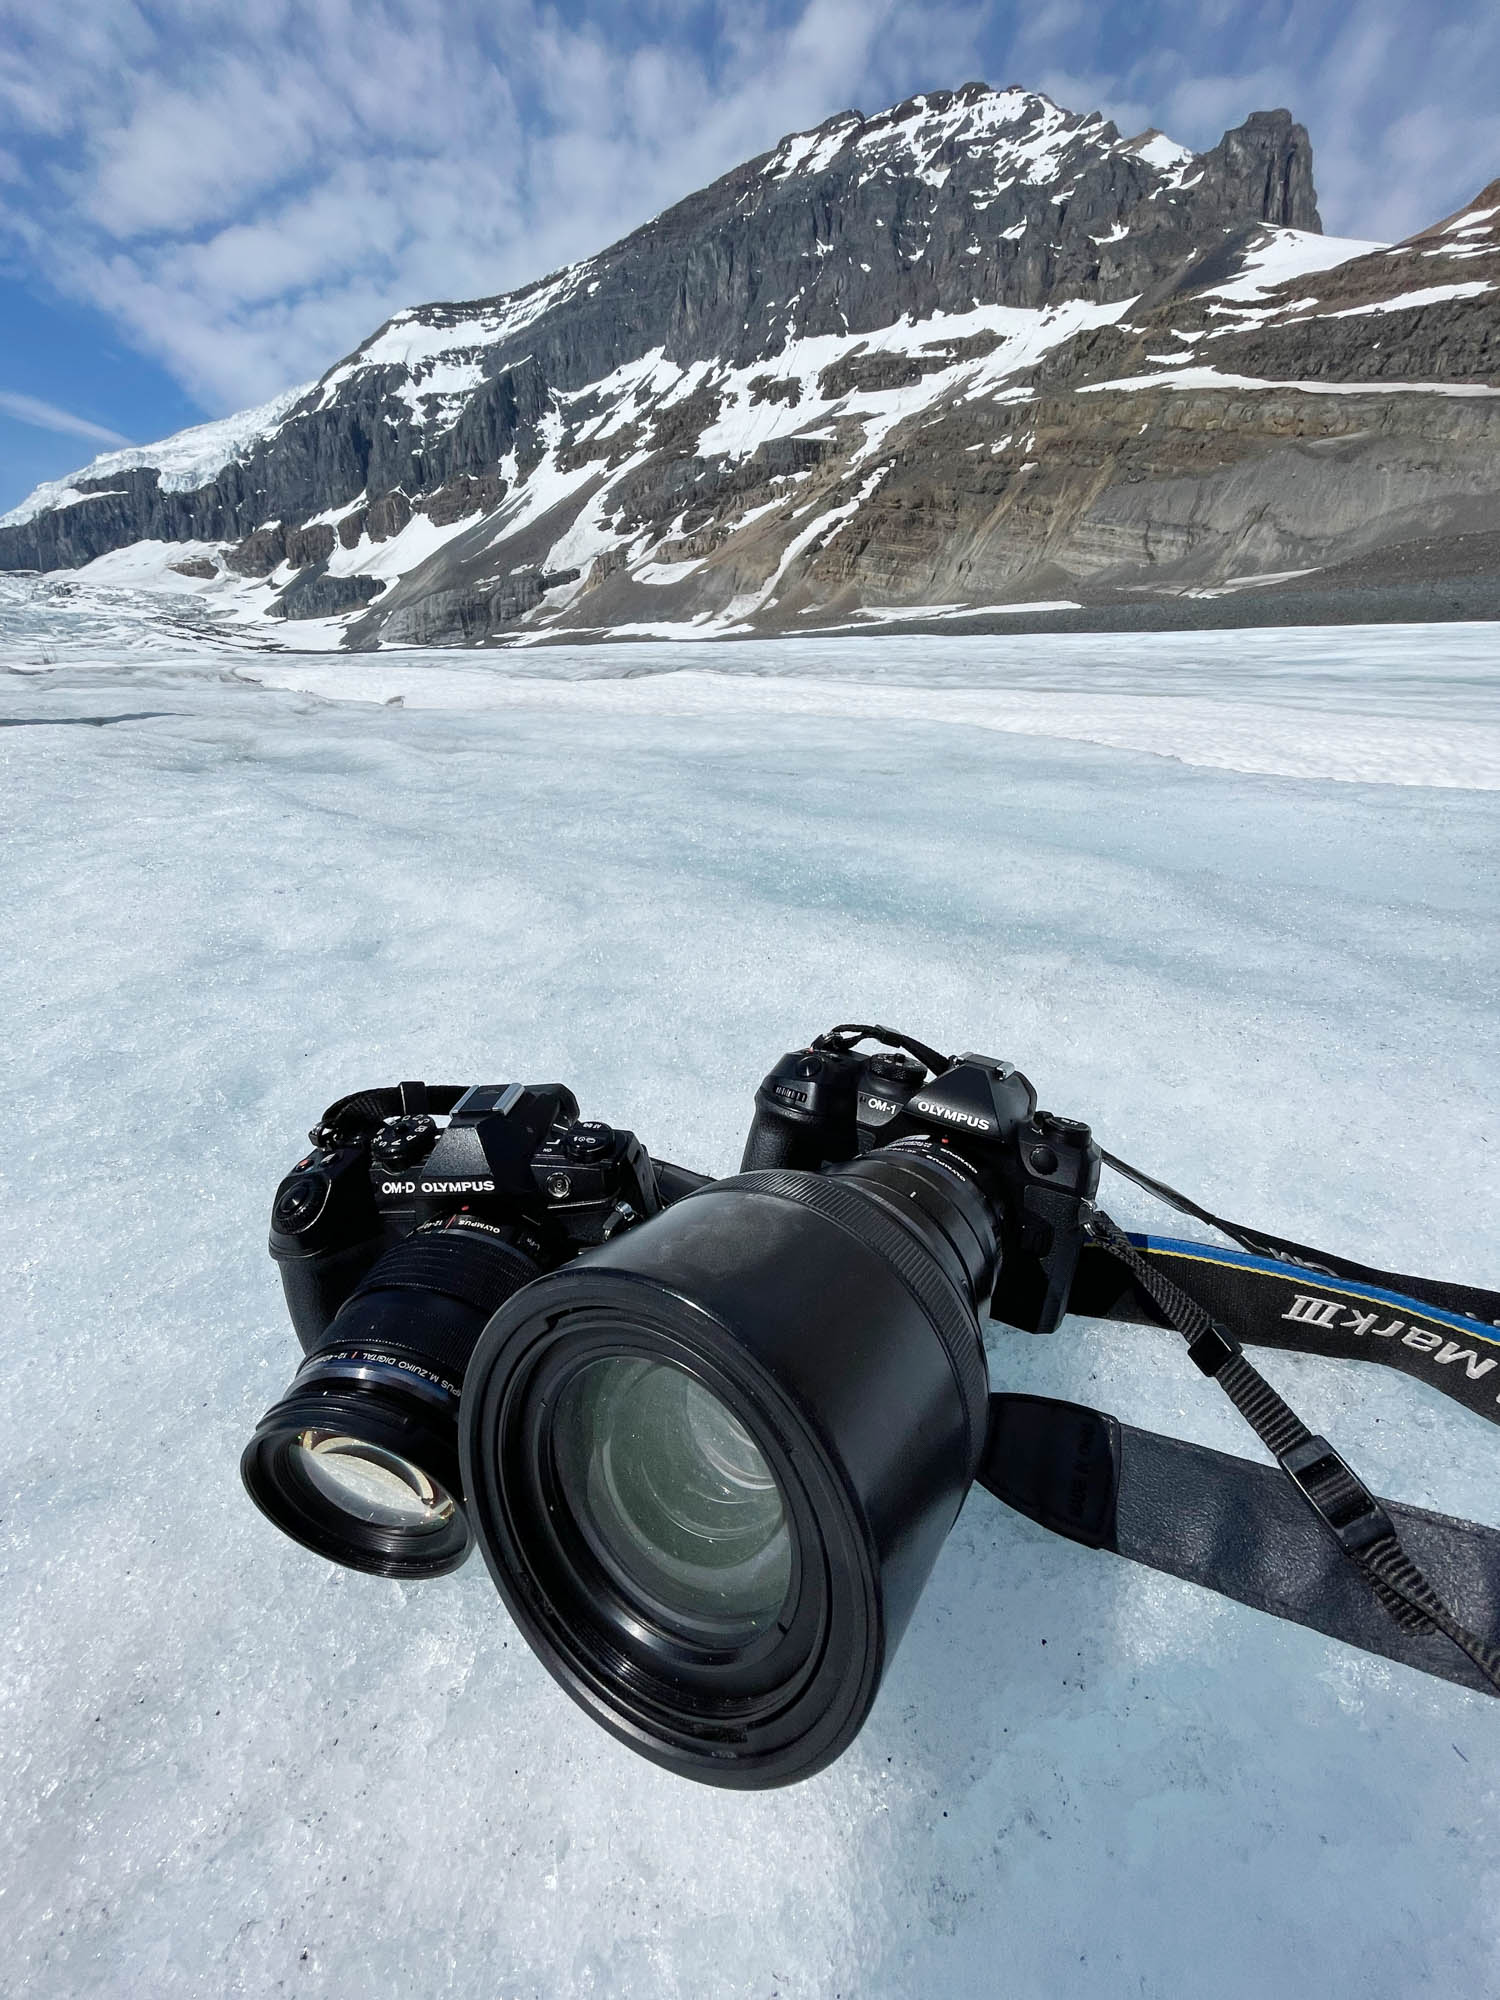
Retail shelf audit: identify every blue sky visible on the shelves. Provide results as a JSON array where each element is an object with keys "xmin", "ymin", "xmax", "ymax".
[{"xmin": 2, "ymin": 0, "xmax": 1497, "ymax": 514}]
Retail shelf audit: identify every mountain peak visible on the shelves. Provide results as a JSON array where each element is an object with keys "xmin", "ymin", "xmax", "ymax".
[{"xmin": 759, "ymin": 81, "xmax": 1147, "ymax": 196}]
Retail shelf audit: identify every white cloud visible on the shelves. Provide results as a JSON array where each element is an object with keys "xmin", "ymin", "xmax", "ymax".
[
  {"xmin": 0, "ymin": 391, "xmax": 131, "ymax": 444},
  {"xmin": 0, "ymin": 0, "xmax": 1493, "ymax": 429}
]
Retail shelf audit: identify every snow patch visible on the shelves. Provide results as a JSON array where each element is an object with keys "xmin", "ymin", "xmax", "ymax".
[
  {"xmin": 1078, "ymin": 366, "xmax": 1500, "ymax": 398},
  {"xmin": 1195, "ymin": 228, "xmax": 1386, "ymax": 304},
  {"xmin": 1127, "ymin": 132, "xmax": 1196, "ymax": 173},
  {"xmin": 1315, "ymin": 280, "xmax": 1496, "ymax": 319}
]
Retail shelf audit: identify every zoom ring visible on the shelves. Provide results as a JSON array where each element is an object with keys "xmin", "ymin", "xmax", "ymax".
[{"xmin": 310, "ymin": 1228, "xmax": 541, "ymax": 1385}]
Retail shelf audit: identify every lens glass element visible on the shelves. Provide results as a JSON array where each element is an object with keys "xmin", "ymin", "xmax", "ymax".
[
  {"xmin": 292, "ymin": 1429, "xmax": 456, "ymax": 1531},
  {"xmin": 553, "ymin": 1359, "xmax": 791, "ymax": 1637}
]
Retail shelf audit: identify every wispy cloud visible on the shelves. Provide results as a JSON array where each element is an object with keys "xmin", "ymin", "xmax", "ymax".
[
  {"xmin": 0, "ymin": 391, "xmax": 130, "ymax": 444},
  {"xmin": 0, "ymin": 0, "xmax": 1494, "ymax": 429}
]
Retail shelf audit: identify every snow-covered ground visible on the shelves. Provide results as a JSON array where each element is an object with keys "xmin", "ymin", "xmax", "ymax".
[{"xmin": 2, "ymin": 580, "xmax": 1499, "ymax": 1998}]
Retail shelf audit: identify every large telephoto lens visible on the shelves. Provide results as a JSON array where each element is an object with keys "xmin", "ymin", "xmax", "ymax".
[
  {"xmin": 460, "ymin": 1146, "xmax": 998, "ymax": 1787},
  {"xmin": 242, "ymin": 1214, "xmax": 540, "ymax": 1578}
]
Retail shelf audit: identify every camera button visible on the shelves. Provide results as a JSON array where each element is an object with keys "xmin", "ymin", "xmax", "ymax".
[
  {"xmin": 564, "ymin": 1122, "xmax": 614, "ymax": 1163},
  {"xmin": 274, "ymin": 1172, "xmax": 330, "ymax": 1235}
]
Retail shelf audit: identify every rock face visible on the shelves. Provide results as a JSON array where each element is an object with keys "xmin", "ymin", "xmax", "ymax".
[{"xmin": 4, "ymin": 86, "xmax": 1498, "ymax": 639}]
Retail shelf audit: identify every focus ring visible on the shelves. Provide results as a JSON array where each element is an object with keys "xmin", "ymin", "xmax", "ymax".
[
  {"xmin": 714, "ymin": 1170, "xmax": 991, "ymax": 1475},
  {"xmin": 347, "ymin": 1229, "xmax": 537, "ymax": 1318}
]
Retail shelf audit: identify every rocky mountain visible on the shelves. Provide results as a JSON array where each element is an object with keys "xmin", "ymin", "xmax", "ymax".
[{"xmin": 4, "ymin": 86, "xmax": 1498, "ymax": 642}]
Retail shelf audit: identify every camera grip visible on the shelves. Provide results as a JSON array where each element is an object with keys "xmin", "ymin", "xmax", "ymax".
[
  {"xmin": 739, "ymin": 1108, "xmax": 820, "ymax": 1173},
  {"xmin": 739, "ymin": 1048, "xmax": 864, "ymax": 1173}
]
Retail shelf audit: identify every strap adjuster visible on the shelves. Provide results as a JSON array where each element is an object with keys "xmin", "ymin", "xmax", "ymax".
[
  {"xmin": 1187, "ymin": 1322, "xmax": 1241, "ymax": 1377},
  {"xmin": 1279, "ymin": 1435, "xmax": 1396, "ymax": 1556}
]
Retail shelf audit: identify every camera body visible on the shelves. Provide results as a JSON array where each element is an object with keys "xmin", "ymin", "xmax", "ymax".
[
  {"xmin": 742, "ymin": 1039, "xmax": 1099, "ymax": 1334},
  {"xmin": 269, "ymin": 1082, "xmax": 660, "ymax": 1352}
]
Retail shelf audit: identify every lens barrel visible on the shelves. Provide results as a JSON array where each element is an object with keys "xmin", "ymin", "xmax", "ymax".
[
  {"xmin": 242, "ymin": 1214, "xmax": 540, "ymax": 1577},
  {"xmin": 460, "ymin": 1147, "xmax": 998, "ymax": 1787}
]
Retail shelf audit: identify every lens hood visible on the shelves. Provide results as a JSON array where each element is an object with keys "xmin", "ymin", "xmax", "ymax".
[{"xmin": 460, "ymin": 1167, "xmax": 994, "ymax": 1787}]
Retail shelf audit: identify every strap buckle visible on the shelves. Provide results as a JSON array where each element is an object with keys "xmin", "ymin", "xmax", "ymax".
[{"xmin": 1279, "ymin": 1435, "xmax": 1396, "ymax": 1557}]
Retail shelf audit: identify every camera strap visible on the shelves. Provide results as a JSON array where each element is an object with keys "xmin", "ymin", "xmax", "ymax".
[
  {"xmin": 980, "ymin": 1392, "xmax": 1500, "ymax": 1695},
  {"xmin": 1095, "ymin": 1145, "xmax": 1500, "ymax": 1329},
  {"xmin": 979, "ymin": 1184, "xmax": 1500, "ymax": 1697},
  {"xmin": 1067, "ymin": 1231, "xmax": 1500, "ymax": 1427}
]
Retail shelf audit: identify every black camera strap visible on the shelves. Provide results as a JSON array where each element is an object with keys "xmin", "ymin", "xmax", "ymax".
[
  {"xmin": 313, "ymin": 1083, "xmax": 470, "ymax": 1145},
  {"xmin": 979, "ymin": 1195, "xmax": 1500, "ymax": 1697},
  {"xmin": 980, "ymin": 1393, "xmax": 1500, "ymax": 1695},
  {"xmin": 1069, "ymin": 1236, "xmax": 1500, "ymax": 1433}
]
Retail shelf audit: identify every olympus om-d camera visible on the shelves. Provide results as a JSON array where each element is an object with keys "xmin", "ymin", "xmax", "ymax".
[
  {"xmin": 241, "ymin": 1079, "xmax": 661, "ymax": 1577},
  {"xmin": 242, "ymin": 1027, "xmax": 1499, "ymax": 1788}
]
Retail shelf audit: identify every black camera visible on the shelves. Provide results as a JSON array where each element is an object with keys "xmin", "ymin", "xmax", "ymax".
[
  {"xmin": 241, "ymin": 1080, "xmax": 660, "ymax": 1578},
  {"xmin": 740, "ymin": 1026, "xmax": 1099, "ymax": 1334}
]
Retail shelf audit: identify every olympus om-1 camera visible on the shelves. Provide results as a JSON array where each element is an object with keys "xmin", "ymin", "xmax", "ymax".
[
  {"xmin": 742, "ymin": 1025, "xmax": 1098, "ymax": 1334},
  {"xmin": 241, "ymin": 1027, "xmax": 1500, "ymax": 1787}
]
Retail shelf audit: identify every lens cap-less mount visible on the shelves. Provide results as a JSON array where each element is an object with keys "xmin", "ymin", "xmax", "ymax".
[{"xmin": 460, "ymin": 1158, "xmax": 997, "ymax": 1788}]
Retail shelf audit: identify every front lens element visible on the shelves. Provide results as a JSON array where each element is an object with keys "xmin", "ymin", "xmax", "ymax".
[
  {"xmin": 292, "ymin": 1430, "xmax": 456, "ymax": 1530},
  {"xmin": 245, "ymin": 1214, "xmax": 543, "ymax": 1578},
  {"xmin": 553, "ymin": 1358, "xmax": 791, "ymax": 1636}
]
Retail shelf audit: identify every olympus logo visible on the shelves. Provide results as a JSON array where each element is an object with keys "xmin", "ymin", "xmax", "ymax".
[
  {"xmin": 381, "ymin": 1177, "xmax": 496, "ymax": 1196},
  {"xmin": 910, "ymin": 1098, "xmax": 993, "ymax": 1132}
]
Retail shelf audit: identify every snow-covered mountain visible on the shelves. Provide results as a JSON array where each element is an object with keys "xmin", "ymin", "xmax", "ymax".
[{"xmin": 3, "ymin": 86, "xmax": 1498, "ymax": 643}]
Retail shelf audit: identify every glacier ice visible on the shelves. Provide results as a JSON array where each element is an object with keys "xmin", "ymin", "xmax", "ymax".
[{"xmin": 1, "ymin": 585, "xmax": 1498, "ymax": 1998}]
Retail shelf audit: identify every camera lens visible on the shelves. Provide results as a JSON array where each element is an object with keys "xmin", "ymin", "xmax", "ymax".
[
  {"xmin": 460, "ymin": 1147, "xmax": 998, "ymax": 1787},
  {"xmin": 553, "ymin": 1357, "xmax": 792, "ymax": 1637},
  {"xmin": 242, "ymin": 1215, "xmax": 539, "ymax": 1578}
]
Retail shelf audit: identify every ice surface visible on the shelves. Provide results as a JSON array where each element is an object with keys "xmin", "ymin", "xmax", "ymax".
[{"xmin": 2, "ymin": 581, "xmax": 1499, "ymax": 1999}]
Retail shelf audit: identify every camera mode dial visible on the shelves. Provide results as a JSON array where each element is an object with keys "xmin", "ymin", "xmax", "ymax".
[
  {"xmin": 371, "ymin": 1115, "xmax": 438, "ymax": 1168},
  {"xmin": 564, "ymin": 1121, "xmax": 615, "ymax": 1164},
  {"xmin": 857, "ymin": 1051, "xmax": 929, "ymax": 1145},
  {"xmin": 868, "ymin": 1052, "xmax": 925, "ymax": 1085}
]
